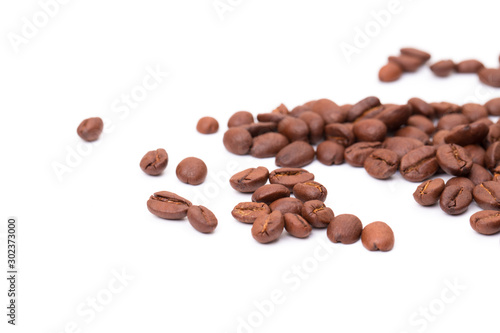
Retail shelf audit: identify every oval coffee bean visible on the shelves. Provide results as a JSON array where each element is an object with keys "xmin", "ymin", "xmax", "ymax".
[
  {"xmin": 231, "ymin": 202, "xmax": 271, "ymax": 224},
  {"xmin": 147, "ymin": 191, "xmax": 192, "ymax": 220},
  {"xmin": 485, "ymin": 97, "xmax": 500, "ymax": 116},
  {"xmin": 327, "ymin": 214, "xmax": 362, "ymax": 244},
  {"xmin": 464, "ymin": 144, "xmax": 485, "ymax": 166},
  {"xmin": 275, "ymin": 141, "xmax": 315, "ymax": 168},
  {"xmin": 408, "ymin": 97, "xmax": 435, "ymax": 119},
  {"xmin": 470, "ymin": 210, "xmax": 500, "ymax": 235},
  {"xmin": 430, "ymin": 60, "xmax": 455, "ymax": 77},
  {"xmin": 407, "ymin": 115, "xmax": 435, "ymax": 135},
  {"xmin": 373, "ymin": 104, "xmax": 411, "ymax": 130},
  {"xmin": 277, "ymin": 117, "xmax": 309, "ymax": 142},
  {"xmin": 344, "ymin": 141, "xmax": 382, "ymax": 167},
  {"xmin": 446, "ymin": 177, "xmax": 475, "ymax": 192},
  {"xmin": 353, "ymin": 119, "xmax": 387, "ymax": 142},
  {"xmin": 462, "ymin": 103, "xmax": 488, "ymax": 122},
  {"xmin": 227, "ymin": 111, "xmax": 254, "ymax": 127},
  {"xmin": 456, "ymin": 59, "xmax": 484, "ymax": 73},
  {"xmin": 431, "ymin": 102, "xmax": 461, "ymax": 118},
  {"xmin": 176, "ymin": 157, "xmax": 207, "ymax": 185},
  {"xmin": 383, "ymin": 137, "xmax": 423, "ymax": 159},
  {"xmin": 187, "ymin": 205, "xmax": 218, "ymax": 233},
  {"xmin": 251, "ymin": 184, "xmax": 290, "ymax": 205},
  {"xmin": 388, "ymin": 54, "xmax": 424, "ymax": 72},
  {"xmin": 196, "ymin": 117, "xmax": 219, "ymax": 134},
  {"xmin": 293, "ymin": 181, "xmax": 327, "ymax": 202},
  {"xmin": 284, "ymin": 213, "xmax": 312, "ymax": 238},
  {"xmin": 250, "ymin": 132, "xmax": 289, "ymax": 158},
  {"xmin": 400, "ymin": 47, "xmax": 431, "ymax": 61},
  {"xmin": 269, "ymin": 197, "xmax": 303, "ymax": 215},
  {"xmin": 439, "ymin": 185, "xmax": 472, "ymax": 215},
  {"xmin": 298, "ymin": 111, "xmax": 325, "ymax": 144},
  {"xmin": 413, "ymin": 178, "xmax": 445, "ymax": 206},
  {"xmin": 379, "ymin": 62, "xmax": 402, "ymax": 82},
  {"xmin": 348, "ymin": 96, "xmax": 381, "ymax": 122},
  {"xmin": 436, "ymin": 114, "xmax": 469, "ymax": 131},
  {"xmin": 467, "ymin": 163, "xmax": 492, "ymax": 186},
  {"xmin": 472, "ymin": 181, "xmax": 500, "ymax": 210},
  {"xmin": 251, "ymin": 211, "xmax": 284, "ymax": 244},
  {"xmin": 478, "ymin": 68, "xmax": 500, "ymax": 87},
  {"xmin": 316, "ymin": 141, "xmax": 345, "ymax": 165},
  {"xmin": 436, "ymin": 144, "xmax": 473, "ymax": 176},
  {"xmin": 269, "ymin": 168, "xmax": 315, "ymax": 190},
  {"xmin": 445, "ymin": 121, "xmax": 489, "ymax": 147},
  {"xmin": 311, "ymin": 98, "xmax": 345, "ymax": 124},
  {"xmin": 139, "ymin": 148, "xmax": 168, "ymax": 176},
  {"xmin": 229, "ymin": 167, "xmax": 269, "ymax": 193},
  {"xmin": 361, "ymin": 221, "xmax": 394, "ymax": 252},
  {"xmin": 223, "ymin": 127, "xmax": 253, "ymax": 155},
  {"xmin": 301, "ymin": 200, "xmax": 334, "ymax": 228},
  {"xmin": 77, "ymin": 117, "xmax": 104, "ymax": 142},
  {"xmin": 400, "ymin": 146, "xmax": 439, "ymax": 182},
  {"xmin": 364, "ymin": 148, "xmax": 399, "ymax": 180}
]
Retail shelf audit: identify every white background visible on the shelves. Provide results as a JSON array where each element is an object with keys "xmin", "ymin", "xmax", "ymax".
[{"xmin": 2, "ymin": 0, "xmax": 500, "ymax": 332}]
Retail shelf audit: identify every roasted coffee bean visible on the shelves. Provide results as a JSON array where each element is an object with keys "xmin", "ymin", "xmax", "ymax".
[
  {"xmin": 324, "ymin": 123, "xmax": 355, "ymax": 147},
  {"xmin": 348, "ymin": 96, "xmax": 381, "ymax": 122},
  {"xmin": 187, "ymin": 205, "xmax": 218, "ymax": 233},
  {"xmin": 436, "ymin": 114, "xmax": 469, "ymax": 131},
  {"xmin": 231, "ymin": 202, "xmax": 271, "ymax": 223},
  {"xmin": 147, "ymin": 191, "xmax": 192, "ymax": 220},
  {"xmin": 176, "ymin": 157, "xmax": 208, "ymax": 185},
  {"xmin": 413, "ymin": 178, "xmax": 445, "ymax": 206},
  {"xmin": 229, "ymin": 167, "xmax": 269, "ymax": 193},
  {"xmin": 272, "ymin": 103, "xmax": 289, "ymax": 115},
  {"xmin": 223, "ymin": 127, "xmax": 253, "ymax": 155},
  {"xmin": 478, "ymin": 68, "xmax": 500, "ymax": 87},
  {"xmin": 432, "ymin": 130, "xmax": 450, "ymax": 146},
  {"xmin": 301, "ymin": 200, "xmax": 334, "ymax": 228},
  {"xmin": 472, "ymin": 181, "xmax": 500, "ymax": 210},
  {"xmin": 486, "ymin": 123, "xmax": 500, "ymax": 145},
  {"xmin": 275, "ymin": 141, "xmax": 315, "ymax": 168},
  {"xmin": 227, "ymin": 111, "xmax": 254, "ymax": 127},
  {"xmin": 395, "ymin": 126, "xmax": 429, "ymax": 144},
  {"xmin": 290, "ymin": 104, "xmax": 312, "ymax": 117},
  {"xmin": 140, "ymin": 148, "xmax": 168, "ymax": 176},
  {"xmin": 327, "ymin": 214, "xmax": 362, "ymax": 244},
  {"xmin": 407, "ymin": 115, "xmax": 435, "ymax": 135},
  {"xmin": 485, "ymin": 97, "xmax": 500, "ymax": 116},
  {"xmin": 468, "ymin": 163, "xmax": 492, "ymax": 185},
  {"xmin": 241, "ymin": 122, "xmax": 278, "ymax": 137},
  {"xmin": 311, "ymin": 98, "xmax": 346, "ymax": 124},
  {"xmin": 251, "ymin": 211, "xmax": 284, "ymax": 244},
  {"xmin": 196, "ymin": 117, "xmax": 219, "ymax": 134},
  {"xmin": 440, "ymin": 185, "xmax": 472, "ymax": 215},
  {"xmin": 277, "ymin": 117, "xmax": 309, "ymax": 142},
  {"xmin": 408, "ymin": 97, "xmax": 435, "ymax": 118},
  {"xmin": 430, "ymin": 60, "xmax": 455, "ymax": 77},
  {"xmin": 256, "ymin": 113, "xmax": 286, "ymax": 123},
  {"xmin": 353, "ymin": 119, "xmax": 387, "ymax": 142},
  {"xmin": 461, "ymin": 103, "xmax": 488, "ymax": 122},
  {"xmin": 470, "ymin": 210, "xmax": 500, "ymax": 235},
  {"xmin": 431, "ymin": 102, "xmax": 461, "ymax": 118},
  {"xmin": 364, "ymin": 149, "xmax": 399, "ymax": 180},
  {"xmin": 77, "ymin": 117, "xmax": 103, "ymax": 142},
  {"xmin": 456, "ymin": 59, "xmax": 484, "ymax": 73},
  {"xmin": 446, "ymin": 177, "xmax": 475, "ymax": 192},
  {"xmin": 383, "ymin": 137, "xmax": 423, "ymax": 159},
  {"xmin": 400, "ymin": 47, "xmax": 431, "ymax": 61},
  {"xmin": 445, "ymin": 121, "xmax": 489, "ymax": 146},
  {"xmin": 400, "ymin": 146, "xmax": 439, "ymax": 182},
  {"xmin": 316, "ymin": 141, "xmax": 344, "ymax": 165},
  {"xmin": 485, "ymin": 142, "xmax": 500, "ymax": 171},
  {"xmin": 298, "ymin": 111, "xmax": 325, "ymax": 144},
  {"xmin": 269, "ymin": 168, "xmax": 315, "ymax": 190},
  {"xmin": 284, "ymin": 213, "xmax": 312, "ymax": 238},
  {"xmin": 293, "ymin": 181, "xmax": 327, "ymax": 202},
  {"xmin": 250, "ymin": 132, "xmax": 289, "ymax": 158},
  {"xmin": 373, "ymin": 104, "xmax": 411, "ymax": 130},
  {"xmin": 361, "ymin": 222, "xmax": 394, "ymax": 252},
  {"xmin": 464, "ymin": 144, "xmax": 486, "ymax": 166},
  {"xmin": 251, "ymin": 184, "xmax": 290, "ymax": 204},
  {"xmin": 269, "ymin": 197, "xmax": 303, "ymax": 215},
  {"xmin": 344, "ymin": 141, "xmax": 383, "ymax": 167},
  {"xmin": 436, "ymin": 144, "xmax": 473, "ymax": 176},
  {"xmin": 379, "ymin": 62, "xmax": 403, "ymax": 82},
  {"xmin": 388, "ymin": 54, "xmax": 424, "ymax": 72}
]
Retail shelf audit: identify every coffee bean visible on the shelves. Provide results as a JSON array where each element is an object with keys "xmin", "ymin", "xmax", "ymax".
[
  {"xmin": 470, "ymin": 210, "xmax": 500, "ymax": 235},
  {"xmin": 400, "ymin": 146, "xmax": 439, "ymax": 182},
  {"xmin": 293, "ymin": 181, "xmax": 327, "ymax": 202},
  {"xmin": 485, "ymin": 97, "xmax": 500, "ymax": 116},
  {"xmin": 344, "ymin": 141, "xmax": 382, "ymax": 167},
  {"xmin": 140, "ymin": 148, "xmax": 168, "ymax": 176},
  {"xmin": 223, "ymin": 127, "xmax": 253, "ymax": 155},
  {"xmin": 413, "ymin": 178, "xmax": 445, "ymax": 206},
  {"xmin": 231, "ymin": 202, "xmax": 271, "ymax": 223},
  {"xmin": 311, "ymin": 99, "xmax": 346, "ymax": 124},
  {"xmin": 408, "ymin": 97, "xmax": 435, "ymax": 118},
  {"xmin": 229, "ymin": 167, "xmax": 269, "ymax": 193},
  {"xmin": 407, "ymin": 115, "xmax": 435, "ymax": 135},
  {"xmin": 472, "ymin": 181, "xmax": 500, "ymax": 210},
  {"xmin": 327, "ymin": 214, "xmax": 362, "ymax": 244},
  {"xmin": 446, "ymin": 177, "xmax": 475, "ymax": 192},
  {"xmin": 436, "ymin": 144, "xmax": 473, "ymax": 176},
  {"xmin": 301, "ymin": 200, "xmax": 334, "ymax": 228},
  {"xmin": 348, "ymin": 96, "xmax": 381, "ymax": 122},
  {"xmin": 256, "ymin": 113, "xmax": 286, "ymax": 123},
  {"xmin": 361, "ymin": 221, "xmax": 394, "ymax": 252},
  {"xmin": 277, "ymin": 117, "xmax": 309, "ymax": 142},
  {"xmin": 364, "ymin": 149, "xmax": 399, "ymax": 180},
  {"xmin": 353, "ymin": 119, "xmax": 387, "ymax": 142},
  {"xmin": 251, "ymin": 184, "xmax": 290, "ymax": 204},
  {"xmin": 284, "ymin": 213, "xmax": 312, "ymax": 238},
  {"xmin": 431, "ymin": 102, "xmax": 461, "ymax": 118},
  {"xmin": 464, "ymin": 144, "xmax": 485, "ymax": 166},
  {"xmin": 298, "ymin": 111, "xmax": 325, "ymax": 144},
  {"xmin": 251, "ymin": 211, "xmax": 284, "ymax": 244},
  {"xmin": 462, "ymin": 103, "xmax": 488, "ymax": 122},
  {"xmin": 445, "ymin": 121, "xmax": 489, "ymax": 146},
  {"xmin": 440, "ymin": 185, "xmax": 472, "ymax": 215},
  {"xmin": 383, "ymin": 137, "xmax": 423, "ymax": 159},
  {"xmin": 269, "ymin": 168, "xmax": 315, "ymax": 190},
  {"xmin": 187, "ymin": 205, "xmax": 218, "ymax": 233},
  {"xmin": 316, "ymin": 141, "xmax": 345, "ymax": 165},
  {"xmin": 395, "ymin": 126, "xmax": 430, "ymax": 144},
  {"xmin": 269, "ymin": 197, "xmax": 303, "ymax": 215},
  {"xmin": 373, "ymin": 104, "xmax": 412, "ymax": 130},
  {"xmin": 456, "ymin": 59, "xmax": 484, "ymax": 73},
  {"xmin": 430, "ymin": 60, "xmax": 455, "ymax": 77},
  {"xmin": 241, "ymin": 122, "xmax": 278, "ymax": 137},
  {"xmin": 436, "ymin": 114, "xmax": 469, "ymax": 131},
  {"xmin": 275, "ymin": 141, "xmax": 315, "ymax": 168},
  {"xmin": 485, "ymin": 142, "xmax": 500, "ymax": 171},
  {"xmin": 468, "ymin": 163, "xmax": 492, "ymax": 185},
  {"xmin": 227, "ymin": 111, "xmax": 254, "ymax": 127},
  {"xmin": 432, "ymin": 130, "xmax": 450, "ymax": 146},
  {"xmin": 176, "ymin": 157, "xmax": 207, "ymax": 185},
  {"xmin": 486, "ymin": 123, "xmax": 500, "ymax": 146},
  {"xmin": 147, "ymin": 191, "xmax": 192, "ymax": 220},
  {"xmin": 324, "ymin": 123, "xmax": 355, "ymax": 147},
  {"xmin": 196, "ymin": 117, "xmax": 219, "ymax": 134},
  {"xmin": 400, "ymin": 47, "xmax": 431, "ymax": 62},
  {"xmin": 272, "ymin": 103, "xmax": 289, "ymax": 115},
  {"xmin": 77, "ymin": 117, "xmax": 103, "ymax": 142},
  {"xmin": 250, "ymin": 132, "xmax": 289, "ymax": 158},
  {"xmin": 379, "ymin": 62, "xmax": 403, "ymax": 82},
  {"xmin": 290, "ymin": 103, "xmax": 313, "ymax": 117},
  {"xmin": 478, "ymin": 68, "xmax": 500, "ymax": 87},
  {"xmin": 388, "ymin": 54, "xmax": 424, "ymax": 72}
]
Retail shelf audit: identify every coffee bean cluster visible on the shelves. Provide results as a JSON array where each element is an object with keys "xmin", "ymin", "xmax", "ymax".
[{"xmin": 379, "ymin": 47, "xmax": 431, "ymax": 82}]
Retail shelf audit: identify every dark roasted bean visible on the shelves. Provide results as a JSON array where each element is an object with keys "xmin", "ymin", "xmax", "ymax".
[
  {"xmin": 444, "ymin": 121, "xmax": 489, "ymax": 146},
  {"xmin": 298, "ymin": 111, "xmax": 325, "ymax": 144},
  {"xmin": 229, "ymin": 167, "xmax": 269, "ymax": 193},
  {"xmin": 147, "ymin": 191, "xmax": 192, "ymax": 220},
  {"xmin": 407, "ymin": 115, "xmax": 435, "ymax": 135},
  {"xmin": 353, "ymin": 119, "xmax": 387, "ymax": 142},
  {"xmin": 232, "ymin": 202, "xmax": 271, "ymax": 224},
  {"xmin": 395, "ymin": 126, "xmax": 429, "ymax": 144},
  {"xmin": 383, "ymin": 137, "xmax": 423, "ymax": 159},
  {"xmin": 293, "ymin": 181, "xmax": 327, "ymax": 202},
  {"xmin": 413, "ymin": 178, "xmax": 445, "ymax": 206},
  {"xmin": 301, "ymin": 200, "xmax": 334, "ymax": 228},
  {"xmin": 344, "ymin": 141, "xmax": 383, "ymax": 167},
  {"xmin": 269, "ymin": 197, "xmax": 303, "ymax": 215},
  {"xmin": 269, "ymin": 168, "xmax": 315, "ymax": 190},
  {"xmin": 446, "ymin": 177, "xmax": 475, "ymax": 192},
  {"xmin": 284, "ymin": 213, "xmax": 312, "ymax": 238},
  {"xmin": 467, "ymin": 163, "xmax": 492, "ymax": 185},
  {"xmin": 251, "ymin": 211, "xmax": 284, "ymax": 244},
  {"xmin": 436, "ymin": 144, "xmax": 473, "ymax": 176},
  {"xmin": 400, "ymin": 146, "xmax": 439, "ymax": 182},
  {"xmin": 439, "ymin": 185, "xmax": 472, "ymax": 215},
  {"xmin": 472, "ymin": 181, "xmax": 500, "ymax": 210},
  {"xmin": 408, "ymin": 97, "xmax": 435, "ymax": 118},
  {"xmin": 187, "ymin": 205, "xmax": 218, "ymax": 233},
  {"xmin": 327, "ymin": 214, "xmax": 363, "ymax": 244},
  {"xmin": 251, "ymin": 184, "xmax": 290, "ymax": 204},
  {"xmin": 324, "ymin": 123, "xmax": 355, "ymax": 147},
  {"xmin": 275, "ymin": 141, "xmax": 315, "ymax": 168},
  {"xmin": 348, "ymin": 96, "xmax": 381, "ymax": 122}
]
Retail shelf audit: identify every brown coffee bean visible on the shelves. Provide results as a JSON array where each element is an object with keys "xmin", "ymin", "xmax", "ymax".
[
  {"xmin": 436, "ymin": 144, "xmax": 473, "ymax": 176},
  {"xmin": 431, "ymin": 102, "xmax": 461, "ymax": 118},
  {"xmin": 250, "ymin": 132, "xmax": 289, "ymax": 158},
  {"xmin": 227, "ymin": 111, "xmax": 254, "ymax": 127},
  {"xmin": 277, "ymin": 117, "xmax": 309, "ymax": 142},
  {"xmin": 344, "ymin": 141, "xmax": 383, "ymax": 167},
  {"xmin": 478, "ymin": 68, "xmax": 500, "ymax": 87},
  {"xmin": 251, "ymin": 211, "xmax": 284, "ymax": 244},
  {"xmin": 293, "ymin": 181, "xmax": 327, "ymax": 202},
  {"xmin": 440, "ymin": 185, "xmax": 472, "ymax": 215},
  {"xmin": 269, "ymin": 197, "xmax": 303, "ymax": 215},
  {"xmin": 77, "ymin": 117, "xmax": 103, "ymax": 142},
  {"xmin": 472, "ymin": 181, "xmax": 500, "ymax": 210},
  {"xmin": 290, "ymin": 104, "xmax": 312, "ymax": 117},
  {"xmin": 436, "ymin": 114, "xmax": 469, "ymax": 131},
  {"xmin": 284, "ymin": 213, "xmax": 312, "ymax": 238},
  {"xmin": 241, "ymin": 122, "xmax": 278, "ymax": 137},
  {"xmin": 364, "ymin": 149, "xmax": 399, "ymax": 180},
  {"xmin": 446, "ymin": 177, "xmax": 475, "ymax": 192},
  {"xmin": 176, "ymin": 157, "xmax": 207, "ymax": 185},
  {"xmin": 348, "ymin": 96, "xmax": 381, "ymax": 122},
  {"xmin": 407, "ymin": 115, "xmax": 435, "ymax": 135},
  {"xmin": 301, "ymin": 200, "xmax": 334, "ymax": 228},
  {"xmin": 379, "ymin": 62, "xmax": 403, "ymax": 82},
  {"xmin": 445, "ymin": 121, "xmax": 489, "ymax": 146},
  {"xmin": 316, "ymin": 141, "xmax": 345, "ymax": 165},
  {"xmin": 275, "ymin": 141, "xmax": 315, "ymax": 168},
  {"xmin": 373, "ymin": 104, "xmax": 412, "ymax": 130},
  {"xmin": 269, "ymin": 168, "xmax": 314, "ymax": 190},
  {"xmin": 464, "ymin": 145, "xmax": 486, "ymax": 166},
  {"xmin": 486, "ymin": 123, "xmax": 500, "ymax": 146},
  {"xmin": 361, "ymin": 222, "xmax": 394, "ymax": 252},
  {"xmin": 456, "ymin": 59, "xmax": 484, "ymax": 73},
  {"xmin": 223, "ymin": 127, "xmax": 253, "ymax": 155},
  {"xmin": 311, "ymin": 98, "xmax": 346, "ymax": 124},
  {"xmin": 298, "ymin": 111, "xmax": 325, "ymax": 144},
  {"xmin": 251, "ymin": 184, "xmax": 290, "ymax": 204},
  {"xmin": 395, "ymin": 126, "xmax": 429, "ymax": 144},
  {"xmin": 353, "ymin": 119, "xmax": 387, "ymax": 142},
  {"xmin": 462, "ymin": 103, "xmax": 488, "ymax": 122},
  {"xmin": 256, "ymin": 113, "xmax": 286, "ymax": 123},
  {"xmin": 468, "ymin": 163, "xmax": 492, "ymax": 185},
  {"xmin": 400, "ymin": 146, "xmax": 439, "ymax": 182},
  {"xmin": 485, "ymin": 97, "xmax": 500, "ymax": 116},
  {"xmin": 229, "ymin": 167, "xmax": 269, "ymax": 193},
  {"xmin": 408, "ymin": 97, "xmax": 435, "ymax": 118},
  {"xmin": 430, "ymin": 60, "xmax": 455, "ymax": 77},
  {"xmin": 232, "ymin": 202, "xmax": 270, "ymax": 224},
  {"xmin": 327, "ymin": 214, "xmax": 362, "ymax": 244},
  {"xmin": 413, "ymin": 178, "xmax": 445, "ymax": 206},
  {"xmin": 187, "ymin": 205, "xmax": 218, "ymax": 233},
  {"xmin": 139, "ymin": 148, "xmax": 168, "ymax": 176},
  {"xmin": 383, "ymin": 137, "xmax": 423, "ymax": 159},
  {"xmin": 196, "ymin": 117, "xmax": 219, "ymax": 134},
  {"xmin": 485, "ymin": 142, "xmax": 500, "ymax": 171},
  {"xmin": 432, "ymin": 130, "xmax": 450, "ymax": 146},
  {"xmin": 400, "ymin": 47, "xmax": 431, "ymax": 61},
  {"xmin": 272, "ymin": 103, "xmax": 289, "ymax": 115},
  {"xmin": 324, "ymin": 123, "xmax": 355, "ymax": 147},
  {"xmin": 388, "ymin": 54, "xmax": 424, "ymax": 72},
  {"xmin": 470, "ymin": 210, "xmax": 500, "ymax": 235},
  {"xmin": 147, "ymin": 191, "xmax": 192, "ymax": 220}
]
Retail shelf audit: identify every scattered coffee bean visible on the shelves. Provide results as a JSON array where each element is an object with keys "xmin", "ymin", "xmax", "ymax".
[
  {"xmin": 140, "ymin": 148, "xmax": 168, "ymax": 176},
  {"xmin": 241, "ymin": 122, "xmax": 278, "ymax": 137},
  {"xmin": 444, "ymin": 121, "xmax": 489, "ymax": 146},
  {"xmin": 324, "ymin": 123, "xmax": 355, "ymax": 147},
  {"xmin": 470, "ymin": 210, "xmax": 500, "ymax": 235},
  {"xmin": 413, "ymin": 178, "xmax": 445, "ymax": 206},
  {"xmin": 256, "ymin": 112, "xmax": 286, "ymax": 123},
  {"xmin": 187, "ymin": 205, "xmax": 218, "ymax": 233},
  {"xmin": 232, "ymin": 202, "xmax": 271, "ymax": 224},
  {"xmin": 275, "ymin": 141, "xmax": 315, "ymax": 168},
  {"xmin": 223, "ymin": 127, "xmax": 253, "ymax": 155},
  {"xmin": 147, "ymin": 191, "xmax": 192, "ymax": 220},
  {"xmin": 298, "ymin": 111, "xmax": 325, "ymax": 144},
  {"xmin": 251, "ymin": 184, "xmax": 290, "ymax": 204},
  {"xmin": 77, "ymin": 117, "xmax": 103, "ymax": 142},
  {"xmin": 436, "ymin": 143, "xmax": 473, "ymax": 176},
  {"xmin": 430, "ymin": 60, "xmax": 455, "ymax": 77},
  {"xmin": 327, "ymin": 214, "xmax": 362, "ymax": 244},
  {"xmin": 284, "ymin": 213, "xmax": 312, "ymax": 238},
  {"xmin": 250, "ymin": 132, "xmax": 289, "ymax": 158},
  {"xmin": 388, "ymin": 54, "xmax": 423, "ymax": 72},
  {"xmin": 395, "ymin": 126, "xmax": 430, "ymax": 144},
  {"xmin": 431, "ymin": 102, "xmax": 461, "ymax": 118},
  {"xmin": 348, "ymin": 96, "xmax": 381, "ymax": 122},
  {"xmin": 361, "ymin": 222, "xmax": 394, "ymax": 252},
  {"xmin": 456, "ymin": 59, "xmax": 484, "ymax": 73},
  {"xmin": 364, "ymin": 149, "xmax": 399, "ymax": 180},
  {"xmin": 196, "ymin": 117, "xmax": 219, "ymax": 134},
  {"xmin": 269, "ymin": 168, "xmax": 315, "ymax": 190},
  {"xmin": 400, "ymin": 47, "xmax": 431, "ymax": 61},
  {"xmin": 316, "ymin": 141, "xmax": 345, "ymax": 165},
  {"xmin": 461, "ymin": 103, "xmax": 488, "ymax": 122},
  {"xmin": 408, "ymin": 97, "xmax": 435, "ymax": 118},
  {"xmin": 229, "ymin": 167, "xmax": 269, "ymax": 193},
  {"xmin": 293, "ymin": 181, "xmax": 327, "ymax": 202},
  {"xmin": 269, "ymin": 197, "xmax": 303, "ymax": 215},
  {"xmin": 436, "ymin": 114, "xmax": 469, "ymax": 131},
  {"xmin": 251, "ymin": 211, "xmax": 284, "ymax": 244},
  {"xmin": 176, "ymin": 157, "xmax": 207, "ymax": 185},
  {"xmin": 440, "ymin": 185, "xmax": 472, "ymax": 215},
  {"xmin": 373, "ymin": 104, "xmax": 412, "ymax": 130},
  {"xmin": 400, "ymin": 146, "xmax": 438, "ymax": 182},
  {"xmin": 485, "ymin": 97, "xmax": 500, "ymax": 116},
  {"xmin": 472, "ymin": 181, "xmax": 500, "ymax": 210},
  {"xmin": 383, "ymin": 137, "xmax": 423, "ymax": 159},
  {"xmin": 301, "ymin": 200, "xmax": 334, "ymax": 228},
  {"xmin": 227, "ymin": 111, "xmax": 254, "ymax": 127},
  {"xmin": 478, "ymin": 68, "xmax": 500, "ymax": 87},
  {"xmin": 379, "ymin": 62, "xmax": 403, "ymax": 82},
  {"xmin": 311, "ymin": 98, "xmax": 345, "ymax": 124}
]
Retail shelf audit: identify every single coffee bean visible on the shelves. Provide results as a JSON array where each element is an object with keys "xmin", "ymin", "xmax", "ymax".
[
  {"xmin": 227, "ymin": 111, "xmax": 254, "ymax": 127},
  {"xmin": 250, "ymin": 132, "xmax": 289, "ymax": 158},
  {"xmin": 395, "ymin": 126, "xmax": 430, "ymax": 144},
  {"xmin": 229, "ymin": 167, "xmax": 269, "ymax": 193},
  {"xmin": 251, "ymin": 211, "xmax": 284, "ymax": 244},
  {"xmin": 147, "ymin": 191, "xmax": 192, "ymax": 220},
  {"xmin": 470, "ymin": 210, "xmax": 500, "ymax": 235},
  {"xmin": 269, "ymin": 168, "xmax": 315, "ymax": 190},
  {"xmin": 316, "ymin": 141, "xmax": 345, "ymax": 165},
  {"xmin": 361, "ymin": 221, "xmax": 394, "ymax": 252},
  {"xmin": 436, "ymin": 114, "xmax": 469, "ymax": 131},
  {"xmin": 456, "ymin": 59, "xmax": 484, "ymax": 73},
  {"xmin": 430, "ymin": 60, "xmax": 455, "ymax": 77},
  {"xmin": 446, "ymin": 177, "xmax": 475, "ymax": 192},
  {"xmin": 436, "ymin": 144, "xmax": 473, "ymax": 176},
  {"xmin": 462, "ymin": 103, "xmax": 488, "ymax": 122},
  {"xmin": 176, "ymin": 157, "xmax": 207, "ymax": 185},
  {"xmin": 485, "ymin": 142, "xmax": 500, "ymax": 171},
  {"xmin": 472, "ymin": 181, "xmax": 500, "ymax": 210},
  {"xmin": 140, "ymin": 148, "xmax": 168, "ymax": 176},
  {"xmin": 379, "ymin": 62, "xmax": 403, "ymax": 82},
  {"xmin": 293, "ymin": 181, "xmax": 327, "ymax": 202},
  {"xmin": 251, "ymin": 184, "xmax": 290, "ymax": 204},
  {"xmin": 372, "ymin": 104, "xmax": 411, "ymax": 130},
  {"xmin": 440, "ymin": 185, "xmax": 472, "ymax": 215},
  {"xmin": 232, "ymin": 202, "xmax": 271, "ymax": 224},
  {"xmin": 187, "ymin": 205, "xmax": 218, "ymax": 233},
  {"xmin": 413, "ymin": 178, "xmax": 445, "ymax": 206},
  {"xmin": 348, "ymin": 96, "xmax": 381, "ymax": 122},
  {"xmin": 277, "ymin": 117, "xmax": 309, "ymax": 142},
  {"xmin": 311, "ymin": 98, "xmax": 345, "ymax": 124},
  {"xmin": 408, "ymin": 97, "xmax": 435, "ymax": 119},
  {"xmin": 324, "ymin": 123, "xmax": 355, "ymax": 147},
  {"xmin": 275, "ymin": 141, "xmax": 315, "ymax": 168},
  {"xmin": 382, "ymin": 137, "xmax": 423, "ymax": 159},
  {"xmin": 400, "ymin": 146, "xmax": 439, "ymax": 182},
  {"xmin": 478, "ymin": 68, "xmax": 500, "ymax": 87},
  {"xmin": 241, "ymin": 122, "xmax": 278, "ymax": 137},
  {"xmin": 269, "ymin": 197, "xmax": 303, "ymax": 215},
  {"xmin": 388, "ymin": 54, "xmax": 424, "ymax": 72},
  {"xmin": 431, "ymin": 102, "xmax": 461, "ymax": 118},
  {"xmin": 445, "ymin": 121, "xmax": 489, "ymax": 146},
  {"xmin": 486, "ymin": 123, "xmax": 500, "ymax": 146},
  {"xmin": 485, "ymin": 97, "xmax": 500, "ymax": 116},
  {"xmin": 344, "ymin": 141, "xmax": 382, "ymax": 167},
  {"xmin": 327, "ymin": 214, "xmax": 362, "ymax": 244},
  {"xmin": 400, "ymin": 47, "xmax": 431, "ymax": 61},
  {"xmin": 468, "ymin": 163, "xmax": 492, "ymax": 185},
  {"xmin": 464, "ymin": 144, "xmax": 486, "ymax": 166},
  {"xmin": 353, "ymin": 119, "xmax": 387, "ymax": 142},
  {"xmin": 301, "ymin": 200, "xmax": 334, "ymax": 228},
  {"xmin": 256, "ymin": 113, "xmax": 286, "ymax": 123},
  {"xmin": 364, "ymin": 149, "xmax": 399, "ymax": 180},
  {"xmin": 272, "ymin": 103, "xmax": 289, "ymax": 115},
  {"xmin": 77, "ymin": 117, "xmax": 103, "ymax": 142},
  {"xmin": 196, "ymin": 117, "xmax": 219, "ymax": 134},
  {"xmin": 432, "ymin": 130, "xmax": 450, "ymax": 146},
  {"xmin": 407, "ymin": 115, "xmax": 435, "ymax": 135},
  {"xmin": 223, "ymin": 127, "xmax": 253, "ymax": 155},
  {"xmin": 284, "ymin": 213, "xmax": 312, "ymax": 238},
  {"xmin": 298, "ymin": 111, "xmax": 325, "ymax": 144}
]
